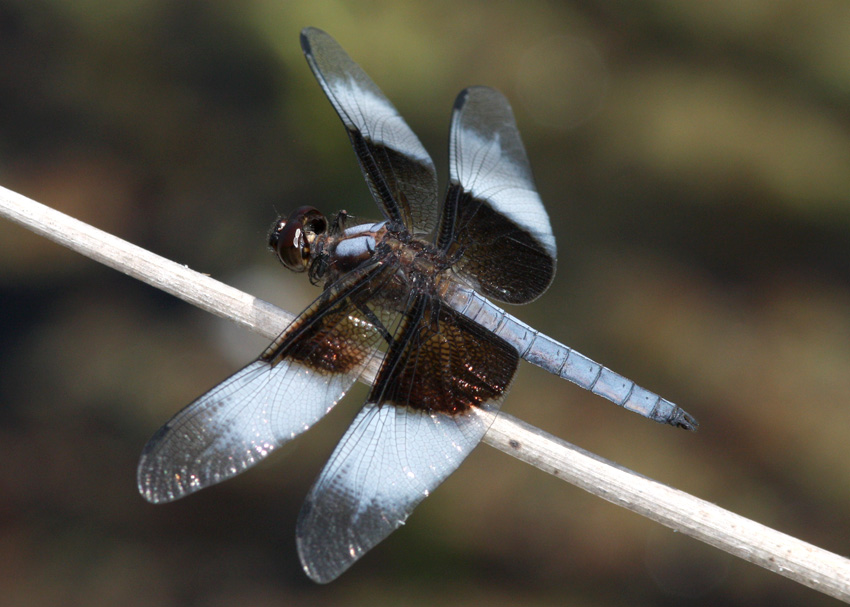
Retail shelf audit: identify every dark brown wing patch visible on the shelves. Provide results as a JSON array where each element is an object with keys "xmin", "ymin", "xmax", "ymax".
[
  {"xmin": 372, "ymin": 294, "xmax": 519, "ymax": 414},
  {"xmin": 261, "ymin": 260, "xmax": 398, "ymax": 375},
  {"xmin": 444, "ymin": 186, "xmax": 557, "ymax": 304}
]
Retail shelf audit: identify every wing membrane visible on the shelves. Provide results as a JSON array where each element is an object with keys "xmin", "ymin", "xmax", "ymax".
[
  {"xmin": 296, "ymin": 295, "xmax": 519, "ymax": 582},
  {"xmin": 301, "ymin": 27, "xmax": 439, "ymax": 234},
  {"xmin": 440, "ymin": 86, "xmax": 556, "ymax": 304},
  {"xmin": 137, "ymin": 260, "xmax": 398, "ymax": 503},
  {"xmin": 296, "ymin": 403, "xmax": 495, "ymax": 583}
]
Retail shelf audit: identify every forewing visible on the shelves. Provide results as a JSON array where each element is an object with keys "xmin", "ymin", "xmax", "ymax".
[
  {"xmin": 440, "ymin": 86, "xmax": 556, "ymax": 304},
  {"xmin": 296, "ymin": 295, "xmax": 519, "ymax": 582},
  {"xmin": 301, "ymin": 27, "xmax": 439, "ymax": 235},
  {"xmin": 137, "ymin": 261, "xmax": 398, "ymax": 504}
]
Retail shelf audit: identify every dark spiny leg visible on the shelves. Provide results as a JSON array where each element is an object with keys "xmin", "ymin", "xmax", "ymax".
[{"xmin": 358, "ymin": 302, "xmax": 393, "ymax": 346}]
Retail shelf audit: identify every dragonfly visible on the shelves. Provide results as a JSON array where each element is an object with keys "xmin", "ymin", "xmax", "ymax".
[{"xmin": 137, "ymin": 26, "xmax": 697, "ymax": 583}]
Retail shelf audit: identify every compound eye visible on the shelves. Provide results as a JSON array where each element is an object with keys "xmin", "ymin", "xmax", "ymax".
[
  {"xmin": 269, "ymin": 206, "xmax": 328, "ymax": 272},
  {"xmin": 270, "ymin": 218, "xmax": 307, "ymax": 271}
]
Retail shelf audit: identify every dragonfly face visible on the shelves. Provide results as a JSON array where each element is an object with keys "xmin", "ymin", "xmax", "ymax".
[{"xmin": 268, "ymin": 205, "xmax": 328, "ymax": 274}]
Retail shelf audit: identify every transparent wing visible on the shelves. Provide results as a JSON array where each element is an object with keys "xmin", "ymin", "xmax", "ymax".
[
  {"xmin": 439, "ymin": 86, "xmax": 556, "ymax": 304},
  {"xmin": 296, "ymin": 295, "xmax": 519, "ymax": 582},
  {"xmin": 137, "ymin": 261, "xmax": 398, "ymax": 503},
  {"xmin": 301, "ymin": 27, "xmax": 439, "ymax": 234},
  {"xmin": 296, "ymin": 402, "xmax": 495, "ymax": 583}
]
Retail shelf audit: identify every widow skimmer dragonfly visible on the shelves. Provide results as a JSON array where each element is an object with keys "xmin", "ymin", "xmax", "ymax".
[{"xmin": 137, "ymin": 27, "xmax": 697, "ymax": 583}]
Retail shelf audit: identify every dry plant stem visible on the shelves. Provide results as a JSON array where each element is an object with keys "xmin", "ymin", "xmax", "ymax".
[{"xmin": 2, "ymin": 183, "xmax": 849, "ymax": 602}]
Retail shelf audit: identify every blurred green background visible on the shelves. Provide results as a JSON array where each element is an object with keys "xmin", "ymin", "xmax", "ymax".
[{"xmin": 2, "ymin": 1, "xmax": 850, "ymax": 605}]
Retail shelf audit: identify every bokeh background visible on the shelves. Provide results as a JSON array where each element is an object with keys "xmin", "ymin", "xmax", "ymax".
[{"xmin": 2, "ymin": 1, "xmax": 850, "ymax": 605}]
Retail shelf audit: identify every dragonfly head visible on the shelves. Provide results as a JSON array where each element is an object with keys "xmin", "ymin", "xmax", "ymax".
[{"xmin": 269, "ymin": 206, "xmax": 329, "ymax": 272}]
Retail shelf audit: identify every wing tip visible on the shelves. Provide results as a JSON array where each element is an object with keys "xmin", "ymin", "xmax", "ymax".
[
  {"xmin": 136, "ymin": 467, "xmax": 170, "ymax": 504},
  {"xmin": 136, "ymin": 425, "xmax": 202, "ymax": 505},
  {"xmin": 300, "ymin": 26, "xmax": 327, "ymax": 55},
  {"xmin": 136, "ymin": 425, "xmax": 173, "ymax": 503},
  {"xmin": 296, "ymin": 518, "xmax": 349, "ymax": 584},
  {"xmin": 136, "ymin": 451, "xmax": 181, "ymax": 505},
  {"xmin": 452, "ymin": 85, "xmax": 510, "ymax": 115}
]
